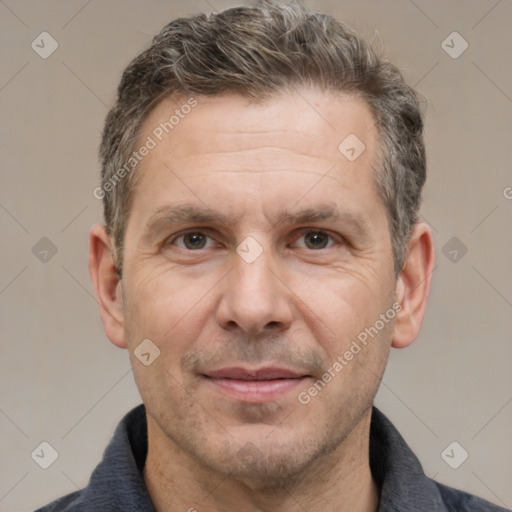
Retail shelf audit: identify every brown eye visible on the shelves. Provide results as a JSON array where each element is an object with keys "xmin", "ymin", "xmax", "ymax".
[
  {"xmin": 173, "ymin": 232, "xmax": 212, "ymax": 250},
  {"xmin": 303, "ymin": 231, "xmax": 331, "ymax": 249},
  {"xmin": 183, "ymin": 232, "xmax": 206, "ymax": 249}
]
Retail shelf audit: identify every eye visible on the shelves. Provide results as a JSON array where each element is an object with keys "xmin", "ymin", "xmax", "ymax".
[
  {"xmin": 292, "ymin": 230, "xmax": 338, "ymax": 250},
  {"xmin": 170, "ymin": 231, "xmax": 216, "ymax": 250}
]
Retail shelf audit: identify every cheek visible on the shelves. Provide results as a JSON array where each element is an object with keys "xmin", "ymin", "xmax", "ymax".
[
  {"xmin": 294, "ymin": 275, "xmax": 379, "ymax": 351},
  {"xmin": 123, "ymin": 267, "xmax": 214, "ymax": 343},
  {"xmin": 122, "ymin": 268, "xmax": 228, "ymax": 392}
]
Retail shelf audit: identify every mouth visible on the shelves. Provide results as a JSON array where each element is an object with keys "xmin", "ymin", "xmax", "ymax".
[{"xmin": 202, "ymin": 367, "xmax": 311, "ymax": 402}]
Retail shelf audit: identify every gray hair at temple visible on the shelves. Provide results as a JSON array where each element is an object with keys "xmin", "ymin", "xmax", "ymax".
[{"xmin": 99, "ymin": 0, "xmax": 426, "ymax": 276}]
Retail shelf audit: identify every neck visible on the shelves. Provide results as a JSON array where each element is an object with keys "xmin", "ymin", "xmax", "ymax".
[{"xmin": 143, "ymin": 410, "xmax": 378, "ymax": 512}]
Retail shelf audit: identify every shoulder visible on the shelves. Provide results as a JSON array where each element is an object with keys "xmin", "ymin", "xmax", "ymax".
[
  {"xmin": 33, "ymin": 489, "xmax": 118, "ymax": 511},
  {"xmin": 33, "ymin": 404, "xmax": 150, "ymax": 512},
  {"xmin": 370, "ymin": 407, "xmax": 510, "ymax": 512},
  {"xmin": 434, "ymin": 480, "xmax": 510, "ymax": 512},
  {"xmin": 33, "ymin": 491, "xmax": 83, "ymax": 511}
]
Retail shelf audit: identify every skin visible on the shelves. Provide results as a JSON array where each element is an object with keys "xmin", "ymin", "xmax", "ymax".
[{"xmin": 89, "ymin": 88, "xmax": 435, "ymax": 512}]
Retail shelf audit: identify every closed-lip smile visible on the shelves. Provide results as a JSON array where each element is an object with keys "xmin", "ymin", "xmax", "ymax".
[{"xmin": 202, "ymin": 366, "xmax": 310, "ymax": 402}]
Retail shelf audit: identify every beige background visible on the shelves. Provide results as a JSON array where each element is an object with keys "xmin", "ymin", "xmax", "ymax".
[{"xmin": 1, "ymin": 1, "xmax": 511, "ymax": 510}]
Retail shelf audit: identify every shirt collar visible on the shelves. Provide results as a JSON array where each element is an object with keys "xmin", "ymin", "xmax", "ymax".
[{"xmin": 370, "ymin": 407, "xmax": 448, "ymax": 512}]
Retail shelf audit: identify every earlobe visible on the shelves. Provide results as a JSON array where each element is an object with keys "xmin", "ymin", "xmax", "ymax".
[
  {"xmin": 391, "ymin": 223, "xmax": 435, "ymax": 349},
  {"xmin": 88, "ymin": 224, "xmax": 128, "ymax": 349}
]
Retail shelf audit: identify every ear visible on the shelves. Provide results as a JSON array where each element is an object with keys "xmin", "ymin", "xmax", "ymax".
[
  {"xmin": 88, "ymin": 224, "xmax": 128, "ymax": 348},
  {"xmin": 392, "ymin": 222, "xmax": 435, "ymax": 349}
]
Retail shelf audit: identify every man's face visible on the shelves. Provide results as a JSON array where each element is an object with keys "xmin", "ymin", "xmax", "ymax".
[{"xmin": 120, "ymin": 89, "xmax": 398, "ymax": 483}]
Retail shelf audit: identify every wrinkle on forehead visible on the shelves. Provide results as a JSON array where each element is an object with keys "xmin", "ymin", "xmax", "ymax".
[
  {"xmin": 140, "ymin": 89, "xmax": 376, "ymax": 165},
  {"xmin": 169, "ymin": 149, "xmax": 342, "ymax": 179}
]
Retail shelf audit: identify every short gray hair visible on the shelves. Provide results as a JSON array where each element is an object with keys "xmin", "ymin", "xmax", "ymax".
[{"xmin": 100, "ymin": 0, "xmax": 426, "ymax": 275}]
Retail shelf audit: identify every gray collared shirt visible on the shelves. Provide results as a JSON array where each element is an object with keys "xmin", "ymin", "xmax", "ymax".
[{"xmin": 35, "ymin": 404, "xmax": 510, "ymax": 511}]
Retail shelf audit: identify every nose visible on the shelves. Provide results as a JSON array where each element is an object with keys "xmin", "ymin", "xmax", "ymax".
[{"xmin": 215, "ymin": 244, "xmax": 294, "ymax": 335}]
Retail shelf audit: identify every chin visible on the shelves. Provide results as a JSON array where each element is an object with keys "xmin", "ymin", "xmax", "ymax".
[{"xmin": 193, "ymin": 426, "xmax": 340, "ymax": 490}]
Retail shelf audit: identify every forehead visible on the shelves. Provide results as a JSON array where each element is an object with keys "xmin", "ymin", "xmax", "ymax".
[
  {"xmin": 129, "ymin": 89, "xmax": 382, "ymax": 231},
  {"xmin": 139, "ymin": 90, "xmax": 376, "ymax": 170}
]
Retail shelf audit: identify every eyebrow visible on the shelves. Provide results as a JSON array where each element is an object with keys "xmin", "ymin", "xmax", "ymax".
[{"xmin": 143, "ymin": 203, "xmax": 371, "ymax": 241}]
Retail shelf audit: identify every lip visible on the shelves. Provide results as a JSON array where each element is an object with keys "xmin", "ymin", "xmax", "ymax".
[
  {"xmin": 203, "ymin": 366, "xmax": 310, "ymax": 402},
  {"xmin": 205, "ymin": 367, "xmax": 306, "ymax": 380}
]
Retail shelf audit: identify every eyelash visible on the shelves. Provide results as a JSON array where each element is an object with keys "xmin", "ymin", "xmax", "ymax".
[{"xmin": 166, "ymin": 229, "xmax": 343, "ymax": 251}]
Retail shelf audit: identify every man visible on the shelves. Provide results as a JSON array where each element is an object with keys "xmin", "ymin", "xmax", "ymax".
[{"xmin": 36, "ymin": 1, "xmax": 508, "ymax": 511}]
